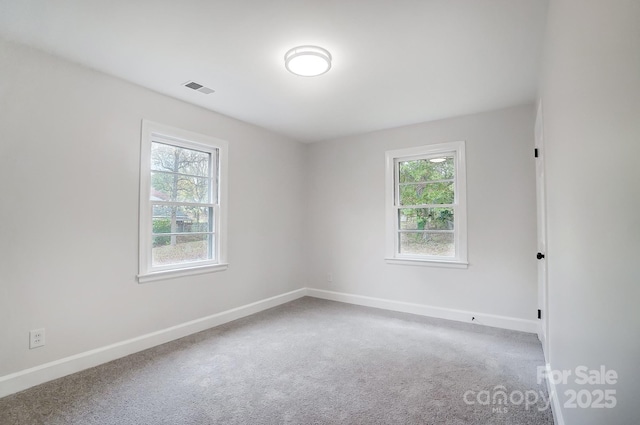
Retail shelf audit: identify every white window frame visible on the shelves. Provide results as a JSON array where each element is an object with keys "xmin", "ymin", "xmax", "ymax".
[
  {"xmin": 385, "ymin": 141, "xmax": 468, "ymax": 268},
  {"xmin": 138, "ymin": 120, "xmax": 228, "ymax": 283}
]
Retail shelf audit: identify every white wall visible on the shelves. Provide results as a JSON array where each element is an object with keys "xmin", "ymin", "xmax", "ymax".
[
  {"xmin": 540, "ymin": 1, "xmax": 640, "ymax": 424},
  {"xmin": 305, "ymin": 105, "xmax": 538, "ymax": 322},
  {"xmin": 0, "ymin": 38, "xmax": 306, "ymax": 378}
]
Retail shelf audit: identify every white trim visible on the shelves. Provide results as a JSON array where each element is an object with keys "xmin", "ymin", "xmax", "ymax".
[
  {"xmin": 0, "ymin": 288, "xmax": 306, "ymax": 398},
  {"xmin": 137, "ymin": 263, "xmax": 229, "ymax": 283},
  {"xmin": 543, "ymin": 363, "xmax": 565, "ymax": 425},
  {"xmin": 385, "ymin": 141, "xmax": 468, "ymax": 266},
  {"xmin": 306, "ymin": 288, "xmax": 537, "ymax": 334},
  {"xmin": 384, "ymin": 258, "xmax": 468, "ymax": 269}
]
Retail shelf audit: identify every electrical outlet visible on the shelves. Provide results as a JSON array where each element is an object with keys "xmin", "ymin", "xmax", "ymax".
[
  {"xmin": 327, "ymin": 273, "xmax": 333, "ymax": 282},
  {"xmin": 29, "ymin": 328, "xmax": 45, "ymax": 349}
]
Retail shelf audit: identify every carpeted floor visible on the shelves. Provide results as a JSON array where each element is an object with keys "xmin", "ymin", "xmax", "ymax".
[{"xmin": 0, "ymin": 297, "xmax": 554, "ymax": 424}]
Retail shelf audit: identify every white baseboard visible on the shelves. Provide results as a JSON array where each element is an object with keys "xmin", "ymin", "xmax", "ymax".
[
  {"xmin": 544, "ymin": 363, "xmax": 565, "ymax": 425},
  {"xmin": 0, "ymin": 288, "xmax": 307, "ymax": 399},
  {"xmin": 306, "ymin": 288, "xmax": 538, "ymax": 334},
  {"xmin": 0, "ymin": 287, "xmax": 540, "ymax": 399}
]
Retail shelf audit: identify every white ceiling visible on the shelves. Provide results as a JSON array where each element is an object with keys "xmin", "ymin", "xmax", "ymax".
[{"xmin": 0, "ymin": 0, "xmax": 548, "ymax": 143}]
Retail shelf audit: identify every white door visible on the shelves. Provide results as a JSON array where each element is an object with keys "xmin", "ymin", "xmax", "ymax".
[{"xmin": 535, "ymin": 102, "xmax": 549, "ymax": 359}]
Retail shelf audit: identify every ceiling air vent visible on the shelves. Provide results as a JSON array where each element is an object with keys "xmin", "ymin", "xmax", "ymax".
[{"xmin": 183, "ymin": 81, "xmax": 215, "ymax": 94}]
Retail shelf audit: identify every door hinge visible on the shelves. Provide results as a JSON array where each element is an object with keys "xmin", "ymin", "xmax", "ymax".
[
  {"xmin": 534, "ymin": 148, "xmax": 539, "ymax": 158},
  {"xmin": 538, "ymin": 309, "xmax": 542, "ymax": 320}
]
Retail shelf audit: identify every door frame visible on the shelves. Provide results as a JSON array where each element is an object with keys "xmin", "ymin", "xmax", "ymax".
[{"xmin": 535, "ymin": 101, "xmax": 549, "ymax": 359}]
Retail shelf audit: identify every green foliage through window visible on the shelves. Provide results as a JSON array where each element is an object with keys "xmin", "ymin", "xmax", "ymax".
[
  {"xmin": 152, "ymin": 218, "xmax": 171, "ymax": 247},
  {"xmin": 397, "ymin": 156, "xmax": 455, "ymax": 238},
  {"xmin": 398, "ymin": 157, "xmax": 454, "ymax": 182}
]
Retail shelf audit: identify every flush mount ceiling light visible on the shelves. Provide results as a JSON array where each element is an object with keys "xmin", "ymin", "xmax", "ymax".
[
  {"xmin": 284, "ymin": 45, "xmax": 332, "ymax": 77},
  {"xmin": 429, "ymin": 158, "xmax": 447, "ymax": 163}
]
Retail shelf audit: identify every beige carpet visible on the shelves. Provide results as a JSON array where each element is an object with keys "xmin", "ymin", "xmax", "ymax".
[{"xmin": 0, "ymin": 297, "xmax": 554, "ymax": 424}]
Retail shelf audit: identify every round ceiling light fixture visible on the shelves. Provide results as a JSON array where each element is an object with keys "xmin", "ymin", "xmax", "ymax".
[
  {"xmin": 429, "ymin": 158, "xmax": 447, "ymax": 163},
  {"xmin": 284, "ymin": 45, "xmax": 332, "ymax": 77}
]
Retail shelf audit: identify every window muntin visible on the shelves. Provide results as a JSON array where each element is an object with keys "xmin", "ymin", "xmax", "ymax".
[
  {"xmin": 150, "ymin": 142, "xmax": 216, "ymax": 268},
  {"xmin": 386, "ymin": 142, "xmax": 467, "ymax": 266},
  {"xmin": 139, "ymin": 121, "xmax": 228, "ymax": 281},
  {"xmin": 396, "ymin": 154, "xmax": 456, "ymax": 258}
]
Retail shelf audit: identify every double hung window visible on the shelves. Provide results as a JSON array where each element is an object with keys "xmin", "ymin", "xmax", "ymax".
[
  {"xmin": 138, "ymin": 121, "xmax": 228, "ymax": 282},
  {"xmin": 385, "ymin": 141, "xmax": 467, "ymax": 267}
]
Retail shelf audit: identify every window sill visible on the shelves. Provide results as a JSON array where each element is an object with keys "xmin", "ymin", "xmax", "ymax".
[
  {"xmin": 385, "ymin": 258, "xmax": 468, "ymax": 269},
  {"xmin": 138, "ymin": 263, "xmax": 229, "ymax": 283}
]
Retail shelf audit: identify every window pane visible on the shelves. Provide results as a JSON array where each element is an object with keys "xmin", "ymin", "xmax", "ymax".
[
  {"xmin": 151, "ymin": 142, "xmax": 211, "ymax": 177},
  {"xmin": 399, "ymin": 232, "xmax": 454, "ymax": 257},
  {"xmin": 152, "ymin": 233, "xmax": 213, "ymax": 266},
  {"xmin": 152, "ymin": 206, "xmax": 212, "ymax": 234},
  {"xmin": 399, "ymin": 208, "xmax": 454, "ymax": 230},
  {"xmin": 398, "ymin": 157, "xmax": 454, "ymax": 183},
  {"xmin": 399, "ymin": 182, "xmax": 454, "ymax": 205},
  {"xmin": 151, "ymin": 172, "xmax": 210, "ymax": 203}
]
